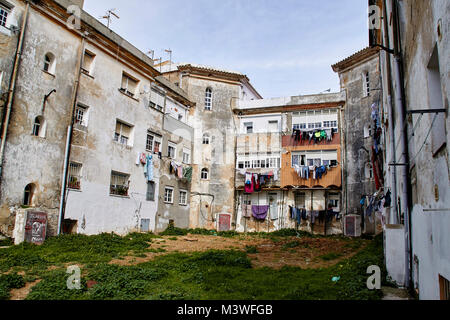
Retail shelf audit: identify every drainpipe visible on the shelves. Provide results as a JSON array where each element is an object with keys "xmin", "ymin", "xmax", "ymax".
[
  {"xmin": 0, "ymin": 2, "xmax": 30, "ymax": 180},
  {"xmin": 57, "ymin": 36, "xmax": 86, "ymax": 235},
  {"xmin": 391, "ymin": 0, "xmax": 412, "ymax": 289}
]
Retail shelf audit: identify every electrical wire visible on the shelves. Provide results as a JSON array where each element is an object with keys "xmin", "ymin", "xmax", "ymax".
[{"xmin": 409, "ymin": 113, "xmax": 439, "ymax": 165}]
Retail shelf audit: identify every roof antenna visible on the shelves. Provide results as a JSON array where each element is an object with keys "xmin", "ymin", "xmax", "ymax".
[
  {"xmin": 100, "ymin": 8, "xmax": 120, "ymax": 29},
  {"xmin": 165, "ymin": 49, "xmax": 172, "ymax": 71}
]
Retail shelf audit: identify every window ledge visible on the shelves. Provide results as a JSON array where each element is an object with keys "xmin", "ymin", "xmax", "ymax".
[
  {"xmin": 164, "ymin": 202, "xmax": 174, "ymax": 205},
  {"xmin": 68, "ymin": 188, "xmax": 82, "ymax": 193},
  {"xmin": 110, "ymin": 194, "xmax": 131, "ymax": 199},
  {"xmin": 81, "ymin": 70, "xmax": 95, "ymax": 79},
  {"xmin": 118, "ymin": 89, "xmax": 139, "ymax": 102},
  {"xmin": 42, "ymin": 70, "xmax": 55, "ymax": 77},
  {"xmin": 112, "ymin": 140, "xmax": 133, "ymax": 150}
]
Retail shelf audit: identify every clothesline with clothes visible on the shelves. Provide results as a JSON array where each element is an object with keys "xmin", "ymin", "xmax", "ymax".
[
  {"xmin": 136, "ymin": 152, "xmax": 155, "ymax": 182},
  {"xmin": 170, "ymin": 160, "xmax": 193, "ymax": 183},
  {"xmin": 370, "ymin": 102, "xmax": 384, "ymax": 190},
  {"xmin": 291, "ymin": 128, "xmax": 337, "ymax": 144},
  {"xmin": 360, "ymin": 188, "xmax": 391, "ymax": 224},
  {"xmin": 242, "ymin": 204, "xmax": 278, "ymax": 221},
  {"xmin": 289, "ymin": 206, "xmax": 340, "ymax": 225},
  {"xmin": 238, "ymin": 170, "xmax": 279, "ymax": 194},
  {"xmin": 292, "ymin": 164, "xmax": 338, "ymax": 181}
]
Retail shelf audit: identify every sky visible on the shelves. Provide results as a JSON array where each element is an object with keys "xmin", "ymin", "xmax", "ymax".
[{"xmin": 83, "ymin": 0, "xmax": 369, "ymax": 99}]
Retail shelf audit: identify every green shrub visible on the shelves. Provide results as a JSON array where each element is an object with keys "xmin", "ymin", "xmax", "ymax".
[{"xmin": 0, "ymin": 274, "xmax": 26, "ymax": 300}]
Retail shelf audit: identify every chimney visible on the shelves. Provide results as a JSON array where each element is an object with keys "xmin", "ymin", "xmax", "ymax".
[{"xmin": 70, "ymin": 0, "xmax": 84, "ymax": 9}]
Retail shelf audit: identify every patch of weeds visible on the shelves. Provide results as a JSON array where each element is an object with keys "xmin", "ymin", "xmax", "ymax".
[
  {"xmin": 245, "ymin": 246, "xmax": 258, "ymax": 254},
  {"xmin": 147, "ymin": 248, "xmax": 166, "ymax": 253},
  {"xmin": 0, "ymin": 238, "xmax": 13, "ymax": 247},
  {"xmin": 160, "ymin": 226, "xmax": 188, "ymax": 236},
  {"xmin": 344, "ymin": 240, "xmax": 364, "ymax": 250},
  {"xmin": 319, "ymin": 253, "xmax": 343, "ymax": 261},
  {"xmin": 0, "ymin": 274, "xmax": 25, "ymax": 300},
  {"xmin": 168, "ymin": 237, "xmax": 178, "ymax": 241},
  {"xmin": 283, "ymin": 241, "xmax": 301, "ymax": 250}
]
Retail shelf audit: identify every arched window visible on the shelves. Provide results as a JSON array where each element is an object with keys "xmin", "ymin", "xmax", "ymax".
[
  {"xmin": 201, "ymin": 168, "xmax": 209, "ymax": 180},
  {"xmin": 365, "ymin": 163, "xmax": 374, "ymax": 180},
  {"xmin": 202, "ymin": 133, "xmax": 210, "ymax": 145},
  {"xmin": 23, "ymin": 183, "xmax": 36, "ymax": 206},
  {"xmin": 32, "ymin": 116, "xmax": 46, "ymax": 137},
  {"xmin": 43, "ymin": 53, "xmax": 55, "ymax": 74},
  {"xmin": 205, "ymin": 88, "xmax": 212, "ymax": 110}
]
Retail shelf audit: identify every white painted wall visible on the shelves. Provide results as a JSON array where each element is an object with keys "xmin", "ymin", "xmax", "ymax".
[{"xmin": 239, "ymin": 114, "xmax": 282, "ymax": 134}]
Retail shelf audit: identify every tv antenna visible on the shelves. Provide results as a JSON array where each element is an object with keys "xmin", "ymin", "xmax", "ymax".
[
  {"xmin": 147, "ymin": 50, "xmax": 155, "ymax": 60},
  {"xmin": 100, "ymin": 8, "xmax": 120, "ymax": 29},
  {"xmin": 165, "ymin": 49, "xmax": 173, "ymax": 71}
]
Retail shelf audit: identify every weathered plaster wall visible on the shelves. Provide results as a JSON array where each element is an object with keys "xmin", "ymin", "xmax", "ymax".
[
  {"xmin": 0, "ymin": 5, "xmax": 80, "ymax": 236},
  {"xmin": 184, "ymin": 76, "xmax": 239, "ymax": 230},
  {"xmin": 64, "ymin": 40, "xmax": 163, "ymax": 236},
  {"xmin": 337, "ymin": 54, "xmax": 380, "ymax": 226}
]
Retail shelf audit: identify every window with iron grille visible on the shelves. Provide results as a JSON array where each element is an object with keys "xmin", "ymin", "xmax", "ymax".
[
  {"xmin": 68, "ymin": 162, "xmax": 82, "ymax": 190},
  {"xmin": 0, "ymin": 6, "xmax": 9, "ymax": 27},
  {"xmin": 164, "ymin": 187, "xmax": 174, "ymax": 204},
  {"xmin": 179, "ymin": 190, "xmax": 188, "ymax": 205},
  {"xmin": 146, "ymin": 131, "xmax": 162, "ymax": 153},
  {"xmin": 110, "ymin": 171, "xmax": 130, "ymax": 196}
]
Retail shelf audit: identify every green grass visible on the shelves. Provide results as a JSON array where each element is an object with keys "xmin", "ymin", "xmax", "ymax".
[
  {"xmin": 21, "ymin": 235, "xmax": 385, "ymax": 300},
  {"xmin": 0, "ymin": 238, "xmax": 13, "ymax": 247},
  {"xmin": 0, "ymin": 274, "xmax": 25, "ymax": 300},
  {"xmin": 0, "ymin": 232, "xmax": 157, "ymax": 273},
  {"xmin": 319, "ymin": 253, "xmax": 344, "ymax": 261}
]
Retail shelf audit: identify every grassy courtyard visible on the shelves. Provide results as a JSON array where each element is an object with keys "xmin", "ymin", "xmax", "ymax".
[{"xmin": 0, "ymin": 229, "xmax": 387, "ymax": 300}]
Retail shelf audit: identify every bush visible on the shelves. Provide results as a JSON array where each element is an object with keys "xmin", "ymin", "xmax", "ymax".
[{"xmin": 0, "ymin": 274, "xmax": 26, "ymax": 300}]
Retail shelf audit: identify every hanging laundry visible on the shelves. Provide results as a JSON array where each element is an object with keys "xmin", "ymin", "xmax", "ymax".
[
  {"xmin": 245, "ymin": 173, "xmax": 254, "ymax": 194},
  {"xmin": 384, "ymin": 190, "xmax": 392, "ymax": 208},
  {"xmin": 136, "ymin": 152, "xmax": 141, "ymax": 166},
  {"xmin": 252, "ymin": 205, "xmax": 269, "ymax": 220},
  {"xmin": 269, "ymin": 203, "xmax": 278, "ymax": 221},
  {"xmin": 145, "ymin": 155, "xmax": 153, "ymax": 182},
  {"xmin": 177, "ymin": 166, "xmax": 183, "ymax": 179},
  {"xmin": 140, "ymin": 153, "xmax": 147, "ymax": 165},
  {"xmin": 183, "ymin": 167, "xmax": 193, "ymax": 183},
  {"xmin": 254, "ymin": 174, "xmax": 261, "ymax": 192}
]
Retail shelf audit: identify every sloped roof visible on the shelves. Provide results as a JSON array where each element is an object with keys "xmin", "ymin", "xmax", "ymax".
[{"xmin": 332, "ymin": 47, "xmax": 380, "ymax": 73}]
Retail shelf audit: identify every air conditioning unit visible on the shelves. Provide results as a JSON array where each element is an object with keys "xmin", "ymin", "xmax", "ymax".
[{"xmin": 344, "ymin": 215, "xmax": 362, "ymax": 237}]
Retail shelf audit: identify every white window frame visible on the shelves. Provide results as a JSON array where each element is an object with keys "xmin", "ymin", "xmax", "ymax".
[
  {"xmin": 201, "ymin": 168, "xmax": 209, "ymax": 180},
  {"xmin": 120, "ymin": 72, "xmax": 139, "ymax": 97},
  {"xmin": 244, "ymin": 122, "xmax": 254, "ymax": 134},
  {"xmin": 68, "ymin": 162, "xmax": 82, "ymax": 190},
  {"xmin": 114, "ymin": 120, "xmax": 133, "ymax": 147},
  {"xmin": 164, "ymin": 187, "xmax": 174, "ymax": 204},
  {"xmin": 168, "ymin": 142, "xmax": 177, "ymax": 159},
  {"xmin": 74, "ymin": 104, "xmax": 89, "ymax": 127},
  {"xmin": 146, "ymin": 131, "xmax": 162, "ymax": 153},
  {"xmin": 205, "ymin": 88, "xmax": 213, "ymax": 110},
  {"xmin": 43, "ymin": 53, "xmax": 56, "ymax": 74},
  {"xmin": 182, "ymin": 148, "xmax": 191, "ymax": 164},
  {"xmin": 0, "ymin": 5, "xmax": 10, "ymax": 28},
  {"xmin": 110, "ymin": 171, "xmax": 130, "ymax": 196},
  {"xmin": 179, "ymin": 190, "xmax": 188, "ymax": 206}
]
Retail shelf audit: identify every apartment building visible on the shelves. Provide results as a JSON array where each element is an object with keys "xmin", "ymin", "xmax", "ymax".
[
  {"xmin": 0, "ymin": 0, "xmax": 195, "ymax": 237},
  {"xmin": 370, "ymin": 0, "xmax": 449, "ymax": 299},
  {"xmin": 159, "ymin": 62, "xmax": 262, "ymax": 231},
  {"xmin": 232, "ymin": 92, "xmax": 346, "ymax": 234}
]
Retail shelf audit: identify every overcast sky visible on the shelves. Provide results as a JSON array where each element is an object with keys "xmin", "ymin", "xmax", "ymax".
[{"xmin": 83, "ymin": 0, "xmax": 369, "ymax": 98}]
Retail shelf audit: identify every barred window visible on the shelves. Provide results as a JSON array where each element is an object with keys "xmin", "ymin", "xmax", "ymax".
[
  {"xmin": 205, "ymin": 88, "xmax": 212, "ymax": 110},
  {"xmin": 68, "ymin": 162, "xmax": 82, "ymax": 190},
  {"xmin": 146, "ymin": 181, "xmax": 155, "ymax": 201},
  {"xmin": 110, "ymin": 171, "xmax": 130, "ymax": 196}
]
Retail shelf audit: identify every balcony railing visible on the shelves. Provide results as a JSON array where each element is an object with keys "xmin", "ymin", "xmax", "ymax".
[{"xmin": 281, "ymin": 165, "xmax": 342, "ymax": 189}]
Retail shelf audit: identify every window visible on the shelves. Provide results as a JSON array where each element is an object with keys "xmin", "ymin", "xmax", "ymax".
[
  {"xmin": 244, "ymin": 161, "xmax": 251, "ymax": 169},
  {"xmin": 324, "ymin": 121, "xmax": 338, "ymax": 128},
  {"xmin": 168, "ymin": 142, "xmax": 176, "ymax": 159},
  {"xmin": 146, "ymin": 131, "xmax": 162, "ymax": 153},
  {"xmin": 201, "ymin": 168, "xmax": 209, "ymax": 180},
  {"xmin": 293, "ymin": 123, "xmax": 307, "ymax": 130},
  {"xmin": 182, "ymin": 148, "xmax": 191, "ymax": 164},
  {"xmin": 244, "ymin": 122, "xmax": 253, "ymax": 134},
  {"xmin": 68, "ymin": 162, "xmax": 82, "ymax": 190},
  {"xmin": 364, "ymin": 125, "xmax": 372, "ymax": 139},
  {"xmin": 308, "ymin": 123, "xmax": 315, "ymax": 129},
  {"xmin": 268, "ymin": 120, "xmax": 279, "ymax": 132},
  {"xmin": 23, "ymin": 184, "xmax": 35, "ymax": 206},
  {"xmin": 43, "ymin": 53, "xmax": 55, "ymax": 74},
  {"xmin": 164, "ymin": 187, "xmax": 174, "ymax": 204},
  {"xmin": 0, "ymin": 5, "xmax": 9, "ymax": 28},
  {"xmin": 110, "ymin": 171, "xmax": 130, "ymax": 196},
  {"xmin": 179, "ymin": 190, "xmax": 188, "ymax": 205},
  {"xmin": 32, "ymin": 116, "xmax": 46, "ymax": 138},
  {"xmin": 252, "ymin": 160, "xmax": 261, "ymax": 169},
  {"xmin": 114, "ymin": 120, "xmax": 133, "ymax": 146},
  {"xmin": 364, "ymin": 72, "xmax": 370, "ymax": 97},
  {"xmin": 365, "ymin": 163, "xmax": 374, "ymax": 180},
  {"xmin": 74, "ymin": 104, "xmax": 88, "ymax": 126},
  {"xmin": 32, "ymin": 117, "xmax": 41, "ymax": 136},
  {"xmin": 146, "ymin": 181, "xmax": 155, "ymax": 201},
  {"xmin": 205, "ymin": 88, "xmax": 212, "ymax": 110},
  {"xmin": 120, "ymin": 72, "xmax": 139, "ymax": 97},
  {"xmin": 203, "ymin": 133, "xmax": 210, "ymax": 145},
  {"xmin": 315, "ymin": 122, "xmax": 322, "ymax": 129},
  {"xmin": 82, "ymin": 50, "xmax": 95, "ymax": 75}
]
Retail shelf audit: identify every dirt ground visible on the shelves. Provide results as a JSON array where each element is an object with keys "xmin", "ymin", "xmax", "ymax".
[{"xmin": 110, "ymin": 234, "xmax": 367, "ymax": 269}]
